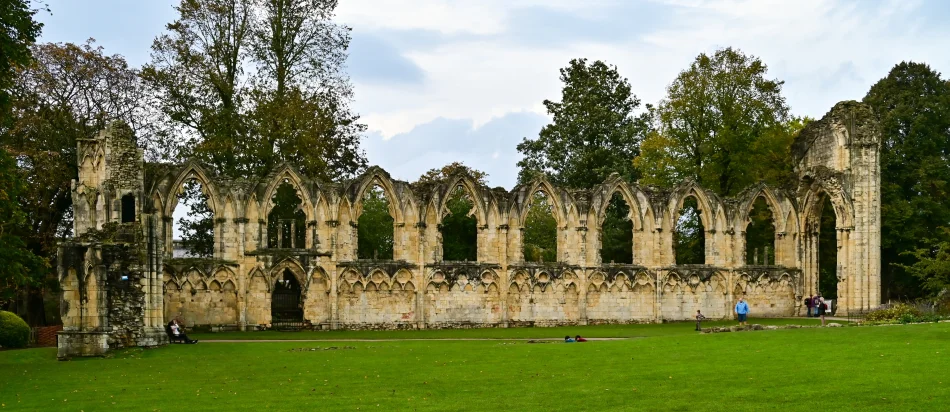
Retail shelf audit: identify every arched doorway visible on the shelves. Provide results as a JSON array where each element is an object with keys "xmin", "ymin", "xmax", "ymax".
[{"xmin": 271, "ymin": 269, "xmax": 303, "ymax": 329}]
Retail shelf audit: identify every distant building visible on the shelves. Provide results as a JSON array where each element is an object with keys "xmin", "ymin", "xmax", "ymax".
[{"xmin": 172, "ymin": 240, "xmax": 199, "ymax": 258}]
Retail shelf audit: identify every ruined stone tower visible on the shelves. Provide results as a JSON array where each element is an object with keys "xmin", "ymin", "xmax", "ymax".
[{"xmin": 57, "ymin": 123, "xmax": 166, "ymax": 359}]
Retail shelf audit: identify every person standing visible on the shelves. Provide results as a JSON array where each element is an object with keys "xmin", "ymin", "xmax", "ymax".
[
  {"xmin": 735, "ymin": 298, "xmax": 750, "ymax": 326},
  {"xmin": 818, "ymin": 298, "xmax": 827, "ymax": 326},
  {"xmin": 805, "ymin": 295, "xmax": 814, "ymax": 317},
  {"xmin": 695, "ymin": 310, "xmax": 706, "ymax": 331}
]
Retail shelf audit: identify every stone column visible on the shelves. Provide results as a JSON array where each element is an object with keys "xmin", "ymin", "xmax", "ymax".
[
  {"xmin": 162, "ymin": 216, "xmax": 174, "ymax": 257},
  {"xmin": 235, "ymin": 218, "xmax": 248, "ymax": 256},
  {"xmin": 237, "ymin": 264, "xmax": 247, "ymax": 331},
  {"xmin": 577, "ymin": 226, "xmax": 588, "ymax": 326}
]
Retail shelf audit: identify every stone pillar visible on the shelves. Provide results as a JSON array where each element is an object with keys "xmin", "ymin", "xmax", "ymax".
[
  {"xmin": 235, "ymin": 218, "xmax": 247, "ymax": 256},
  {"xmin": 329, "ymin": 264, "xmax": 339, "ymax": 330},
  {"xmin": 499, "ymin": 224, "xmax": 510, "ymax": 327}
]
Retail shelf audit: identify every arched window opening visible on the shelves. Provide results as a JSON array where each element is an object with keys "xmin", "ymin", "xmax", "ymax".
[
  {"xmin": 523, "ymin": 191, "xmax": 557, "ymax": 263},
  {"xmin": 271, "ymin": 269, "xmax": 303, "ymax": 328},
  {"xmin": 818, "ymin": 196, "xmax": 838, "ymax": 299},
  {"xmin": 441, "ymin": 186, "xmax": 477, "ymax": 261},
  {"xmin": 674, "ymin": 196, "xmax": 705, "ymax": 265},
  {"xmin": 601, "ymin": 192, "xmax": 633, "ymax": 264},
  {"xmin": 267, "ymin": 180, "xmax": 306, "ymax": 249},
  {"xmin": 175, "ymin": 178, "xmax": 214, "ymax": 258},
  {"xmin": 358, "ymin": 185, "xmax": 394, "ymax": 260},
  {"xmin": 121, "ymin": 194, "xmax": 135, "ymax": 223},
  {"xmin": 746, "ymin": 196, "xmax": 776, "ymax": 265}
]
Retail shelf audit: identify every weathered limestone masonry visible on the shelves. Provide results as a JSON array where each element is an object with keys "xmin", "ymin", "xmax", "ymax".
[
  {"xmin": 58, "ymin": 123, "xmax": 166, "ymax": 359},
  {"xmin": 58, "ymin": 101, "xmax": 882, "ymax": 356}
]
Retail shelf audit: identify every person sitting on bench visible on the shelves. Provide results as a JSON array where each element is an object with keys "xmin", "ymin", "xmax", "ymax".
[{"xmin": 169, "ymin": 319, "xmax": 197, "ymax": 344}]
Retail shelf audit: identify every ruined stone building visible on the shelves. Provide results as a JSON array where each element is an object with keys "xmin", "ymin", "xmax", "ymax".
[{"xmin": 57, "ymin": 101, "xmax": 882, "ymax": 357}]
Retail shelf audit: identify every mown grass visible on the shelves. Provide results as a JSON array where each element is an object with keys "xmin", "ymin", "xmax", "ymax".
[
  {"xmin": 2, "ymin": 322, "xmax": 948, "ymax": 411},
  {"xmin": 190, "ymin": 317, "xmax": 825, "ymax": 340}
]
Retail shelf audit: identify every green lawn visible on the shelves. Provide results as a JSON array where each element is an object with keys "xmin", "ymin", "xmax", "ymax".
[{"xmin": 2, "ymin": 321, "xmax": 948, "ymax": 411}]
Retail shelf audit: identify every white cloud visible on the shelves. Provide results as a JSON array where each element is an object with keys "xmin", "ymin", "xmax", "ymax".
[
  {"xmin": 336, "ymin": 0, "xmax": 610, "ymax": 35},
  {"xmin": 40, "ymin": 0, "xmax": 950, "ymax": 188},
  {"xmin": 340, "ymin": 0, "xmax": 950, "ymax": 185}
]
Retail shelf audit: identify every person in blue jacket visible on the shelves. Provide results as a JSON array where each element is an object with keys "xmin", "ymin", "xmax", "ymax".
[{"xmin": 735, "ymin": 298, "xmax": 750, "ymax": 326}]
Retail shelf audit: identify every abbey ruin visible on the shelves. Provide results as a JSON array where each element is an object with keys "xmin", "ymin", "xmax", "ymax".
[{"xmin": 57, "ymin": 100, "xmax": 882, "ymax": 358}]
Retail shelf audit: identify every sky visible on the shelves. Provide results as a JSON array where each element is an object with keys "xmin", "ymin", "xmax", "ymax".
[{"xmin": 36, "ymin": 0, "xmax": 950, "ymax": 189}]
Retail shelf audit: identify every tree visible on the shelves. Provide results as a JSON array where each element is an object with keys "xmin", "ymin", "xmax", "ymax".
[
  {"xmin": 523, "ymin": 192, "xmax": 557, "ymax": 263},
  {"xmin": 416, "ymin": 162, "xmax": 488, "ymax": 186},
  {"xmin": 517, "ymin": 58, "xmax": 650, "ymax": 188},
  {"xmin": 0, "ymin": 0, "xmax": 42, "ymax": 115},
  {"xmin": 0, "ymin": 0, "xmax": 45, "ymax": 312},
  {"xmin": 146, "ymin": 0, "xmax": 366, "ymax": 256},
  {"xmin": 863, "ymin": 62, "xmax": 950, "ymax": 299},
  {"xmin": 247, "ymin": 0, "xmax": 366, "ymax": 182},
  {"xmin": 357, "ymin": 186, "xmax": 393, "ymax": 260},
  {"xmin": 177, "ymin": 180, "xmax": 215, "ymax": 257},
  {"xmin": 600, "ymin": 193, "xmax": 632, "ymax": 264},
  {"xmin": 638, "ymin": 47, "xmax": 790, "ymax": 196},
  {"xmin": 0, "ymin": 151, "xmax": 47, "ymax": 308},
  {"xmin": 142, "ymin": 0, "xmax": 254, "ymax": 176},
  {"xmin": 901, "ymin": 228, "xmax": 950, "ymax": 296},
  {"xmin": 143, "ymin": 0, "xmax": 367, "ymax": 181},
  {"xmin": 3, "ymin": 42, "xmax": 151, "ymax": 293},
  {"xmin": 674, "ymin": 197, "xmax": 705, "ymax": 265},
  {"xmin": 517, "ymin": 59, "xmax": 647, "ymax": 264}
]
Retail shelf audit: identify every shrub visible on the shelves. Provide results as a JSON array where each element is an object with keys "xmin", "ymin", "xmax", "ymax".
[
  {"xmin": 0, "ymin": 311, "xmax": 30, "ymax": 348},
  {"xmin": 865, "ymin": 303, "xmax": 923, "ymax": 322}
]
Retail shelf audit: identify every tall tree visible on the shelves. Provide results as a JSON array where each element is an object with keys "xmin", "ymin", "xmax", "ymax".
[
  {"xmin": 863, "ymin": 62, "xmax": 950, "ymax": 299},
  {"xmin": 638, "ymin": 47, "xmax": 790, "ymax": 196},
  {"xmin": 142, "ymin": 0, "xmax": 254, "ymax": 176},
  {"xmin": 517, "ymin": 58, "xmax": 649, "ymax": 188},
  {"xmin": 5, "ymin": 41, "xmax": 151, "ymax": 269},
  {"xmin": 146, "ymin": 0, "xmax": 366, "ymax": 255},
  {"xmin": 0, "ymin": 0, "xmax": 42, "ymax": 115},
  {"xmin": 0, "ymin": 0, "xmax": 46, "ymax": 315},
  {"xmin": 144, "ymin": 0, "xmax": 366, "ymax": 181},
  {"xmin": 0, "ymin": 151, "xmax": 47, "ymax": 308},
  {"xmin": 247, "ymin": 0, "xmax": 366, "ymax": 181}
]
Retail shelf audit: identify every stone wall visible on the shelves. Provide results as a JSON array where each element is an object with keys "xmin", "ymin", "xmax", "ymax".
[{"xmin": 61, "ymin": 100, "xmax": 882, "ymax": 345}]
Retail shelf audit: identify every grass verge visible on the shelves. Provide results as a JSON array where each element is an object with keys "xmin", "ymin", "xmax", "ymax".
[{"xmin": 3, "ymin": 321, "xmax": 948, "ymax": 411}]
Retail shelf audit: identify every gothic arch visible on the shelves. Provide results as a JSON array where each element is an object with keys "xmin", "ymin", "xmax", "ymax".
[
  {"xmin": 261, "ymin": 165, "xmax": 316, "ymax": 221},
  {"xmin": 801, "ymin": 184, "xmax": 854, "ymax": 231},
  {"xmin": 514, "ymin": 178, "xmax": 567, "ymax": 228},
  {"xmin": 737, "ymin": 185, "xmax": 788, "ymax": 232},
  {"xmin": 270, "ymin": 258, "xmax": 307, "ymax": 290},
  {"xmin": 436, "ymin": 175, "xmax": 489, "ymax": 225},
  {"xmin": 668, "ymin": 181, "xmax": 719, "ymax": 232},
  {"xmin": 309, "ymin": 267, "xmax": 330, "ymax": 292},
  {"xmin": 162, "ymin": 162, "xmax": 219, "ymax": 217},
  {"xmin": 348, "ymin": 169, "xmax": 407, "ymax": 224},
  {"xmin": 593, "ymin": 179, "xmax": 644, "ymax": 231}
]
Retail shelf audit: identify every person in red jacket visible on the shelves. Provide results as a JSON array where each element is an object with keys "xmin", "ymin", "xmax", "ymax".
[{"xmin": 575, "ymin": 335, "xmax": 587, "ymax": 342}]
